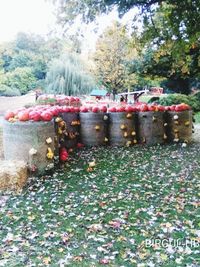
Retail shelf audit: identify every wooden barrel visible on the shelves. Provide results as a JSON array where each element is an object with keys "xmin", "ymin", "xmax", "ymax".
[
  {"xmin": 166, "ymin": 110, "xmax": 193, "ymax": 143},
  {"xmin": 3, "ymin": 120, "xmax": 55, "ymax": 174},
  {"xmin": 79, "ymin": 113, "xmax": 108, "ymax": 146},
  {"xmin": 138, "ymin": 111, "xmax": 166, "ymax": 145},
  {"xmin": 60, "ymin": 113, "xmax": 80, "ymax": 148},
  {"xmin": 109, "ymin": 112, "xmax": 137, "ymax": 146}
]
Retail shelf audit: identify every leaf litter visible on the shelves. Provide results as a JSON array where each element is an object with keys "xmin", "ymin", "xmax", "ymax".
[{"xmin": 0, "ymin": 143, "xmax": 199, "ymax": 266}]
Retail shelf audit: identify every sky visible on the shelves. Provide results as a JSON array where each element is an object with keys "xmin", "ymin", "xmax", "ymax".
[
  {"xmin": 0, "ymin": 0, "xmax": 137, "ymax": 52},
  {"xmin": 0, "ymin": 0, "xmax": 56, "ymax": 42}
]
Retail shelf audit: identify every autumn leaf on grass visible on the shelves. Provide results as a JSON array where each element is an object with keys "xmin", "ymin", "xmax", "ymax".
[
  {"xmin": 99, "ymin": 258, "xmax": 110, "ymax": 264},
  {"xmin": 88, "ymin": 223, "xmax": 103, "ymax": 232},
  {"xmin": 99, "ymin": 201, "xmax": 107, "ymax": 208},
  {"xmin": 43, "ymin": 257, "xmax": 51, "ymax": 265},
  {"xmin": 108, "ymin": 220, "xmax": 121, "ymax": 229},
  {"xmin": 28, "ymin": 215, "xmax": 36, "ymax": 221},
  {"xmin": 73, "ymin": 255, "xmax": 84, "ymax": 262},
  {"xmin": 61, "ymin": 233, "xmax": 70, "ymax": 244}
]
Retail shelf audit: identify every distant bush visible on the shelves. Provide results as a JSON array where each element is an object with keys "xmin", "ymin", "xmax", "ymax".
[
  {"xmin": 148, "ymin": 96, "xmax": 160, "ymax": 103},
  {"xmin": 158, "ymin": 94, "xmax": 200, "ymax": 112},
  {"xmin": 0, "ymin": 86, "xmax": 21, "ymax": 97},
  {"xmin": 0, "ymin": 84, "xmax": 10, "ymax": 95}
]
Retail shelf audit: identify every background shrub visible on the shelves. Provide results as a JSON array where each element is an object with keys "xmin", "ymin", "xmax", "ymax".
[
  {"xmin": 158, "ymin": 94, "xmax": 200, "ymax": 112},
  {"xmin": 0, "ymin": 87, "xmax": 21, "ymax": 97}
]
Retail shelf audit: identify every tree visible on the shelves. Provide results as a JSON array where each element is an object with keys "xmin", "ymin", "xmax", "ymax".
[
  {"xmin": 52, "ymin": 0, "xmax": 200, "ymax": 93},
  {"xmin": 129, "ymin": 2, "xmax": 200, "ymax": 93},
  {"xmin": 46, "ymin": 54, "xmax": 96, "ymax": 95},
  {"xmin": 4, "ymin": 67, "xmax": 37, "ymax": 95},
  {"xmin": 52, "ymin": 0, "xmax": 200, "ymax": 31},
  {"xmin": 93, "ymin": 22, "xmax": 132, "ymax": 97},
  {"xmin": 0, "ymin": 33, "xmax": 81, "ymax": 96}
]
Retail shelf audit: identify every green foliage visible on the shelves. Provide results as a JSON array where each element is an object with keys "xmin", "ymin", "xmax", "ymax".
[
  {"xmin": 4, "ymin": 67, "xmax": 37, "ymax": 95},
  {"xmin": 46, "ymin": 54, "xmax": 96, "ymax": 95},
  {"xmin": 0, "ymin": 84, "xmax": 21, "ymax": 96},
  {"xmin": 194, "ymin": 112, "xmax": 200, "ymax": 123},
  {"xmin": 52, "ymin": 0, "xmax": 200, "ymax": 94},
  {"xmin": 0, "ymin": 33, "xmax": 80, "ymax": 96},
  {"xmin": 158, "ymin": 93, "xmax": 200, "ymax": 112},
  {"xmin": 94, "ymin": 22, "xmax": 136, "ymax": 96}
]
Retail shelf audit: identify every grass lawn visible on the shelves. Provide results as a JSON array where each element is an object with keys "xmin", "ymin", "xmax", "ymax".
[
  {"xmin": 0, "ymin": 144, "xmax": 200, "ymax": 266},
  {"xmin": 194, "ymin": 112, "xmax": 200, "ymax": 124},
  {"xmin": 139, "ymin": 94, "xmax": 167, "ymax": 103}
]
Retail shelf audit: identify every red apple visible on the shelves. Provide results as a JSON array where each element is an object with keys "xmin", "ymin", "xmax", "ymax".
[
  {"xmin": 59, "ymin": 147, "xmax": 69, "ymax": 162},
  {"xmin": 125, "ymin": 105, "xmax": 134, "ymax": 113},
  {"xmin": 74, "ymin": 107, "xmax": 80, "ymax": 113},
  {"xmin": 41, "ymin": 111, "xmax": 53, "ymax": 121},
  {"xmin": 70, "ymin": 107, "xmax": 75, "ymax": 113},
  {"xmin": 4, "ymin": 111, "xmax": 15, "ymax": 120},
  {"xmin": 170, "ymin": 105, "xmax": 176, "ymax": 111},
  {"xmin": 164, "ymin": 106, "xmax": 171, "ymax": 111},
  {"xmin": 77, "ymin": 143, "xmax": 84, "ymax": 148},
  {"xmin": 157, "ymin": 105, "xmax": 165, "ymax": 112},
  {"xmin": 116, "ymin": 106, "xmax": 125, "ymax": 112},
  {"xmin": 92, "ymin": 106, "xmax": 99, "ymax": 113},
  {"xmin": 80, "ymin": 106, "xmax": 88, "ymax": 113},
  {"xmin": 148, "ymin": 105, "xmax": 156, "ymax": 111},
  {"xmin": 139, "ymin": 104, "xmax": 148, "ymax": 112},
  {"xmin": 62, "ymin": 106, "xmax": 71, "ymax": 113},
  {"xmin": 100, "ymin": 106, "xmax": 107, "ymax": 113},
  {"xmin": 29, "ymin": 111, "xmax": 41, "ymax": 121},
  {"xmin": 108, "ymin": 107, "xmax": 116, "ymax": 112},
  {"xmin": 18, "ymin": 111, "xmax": 30, "ymax": 121}
]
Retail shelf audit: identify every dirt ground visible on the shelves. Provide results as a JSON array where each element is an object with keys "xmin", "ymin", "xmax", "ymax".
[{"xmin": 0, "ymin": 92, "xmax": 36, "ymax": 116}]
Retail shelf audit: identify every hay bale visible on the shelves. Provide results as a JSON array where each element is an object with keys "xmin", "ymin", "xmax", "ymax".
[{"xmin": 0, "ymin": 160, "xmax": 28, "ymax": 191}]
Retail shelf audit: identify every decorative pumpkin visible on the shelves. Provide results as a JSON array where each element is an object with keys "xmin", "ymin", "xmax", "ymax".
[
  {"xmin": 47, "ymin": 148, "xmax": 54, "ymax": 159},
  {"xmin": 173, "ymin": 115, "xmax": 179, "ymax": 120},
  {"xmin": 103, "ymin": 115, "xmax": 109, "ymax": 121},
  {"xmin": 131, "ymin": 131, "xmax": 136, "ymax": 136},
  {"xmin": 126, "ymin": 113, "xmax": 132, "ymax": 119},
  {"xmin": 95, "ymin": 125, "xmax": 100, "ymax": 131},
  {"xmin": 59, "ymin": 147, "xmax": 68, "ymax": 162},
  {"xmin": 120, "ymin": 124, "xmax": 126, "ymax": 130},
  {"xmin": 152, "ymin": 116, "xmax": 157, "ymax": 122},
  {"xmin": 29, "ymin": 148, "xmax": 37, "ymax": 156},
  {"xmin": 126, "ymin": 141, "xmax": 132, "ymax": 146},
  {"xmin": 124, "ymin": 132, "xmax": 128, "ymax": 138},
  {"xmin": 46, "ymin": 137, "xmax": 52, "ymax": 144},
  {"xmin": 58, "ymin": 127, "xmax": 63, "ymax": 135}
]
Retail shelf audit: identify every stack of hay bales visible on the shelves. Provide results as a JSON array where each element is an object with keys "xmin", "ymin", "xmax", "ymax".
[
  {"xmin": 3, "ymin": 121, "xmax": 55, "ymax": 174},
  {"xmin": 0, "ymin": 160, "xmax": 28, "ymax": 191},
  {"xmin": 137, "ymin": 111, "xmax": 166, "ymax": 145},
  {"xmin": 166, "ymin": 110, "xmax": 193, "ymax": 143},
  {"xmin": 109, "ymin": 112, "xmax": 137, "ymax": 146},
  {"xmin": 79, "ymin": 112, "xmax": 109, "ymax": 146}
]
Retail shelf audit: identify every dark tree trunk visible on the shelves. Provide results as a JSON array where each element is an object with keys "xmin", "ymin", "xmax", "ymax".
[
  {"xmin": 165, "ymin": 78, "xmax": 190, "ymax": 94},
  {"xmin": 112, "ymin": 89, "xmax": 117, "ymax": 100},
  {"xmin": 176, "ymin": 78, "xmax": 190, "ymax": 95}
]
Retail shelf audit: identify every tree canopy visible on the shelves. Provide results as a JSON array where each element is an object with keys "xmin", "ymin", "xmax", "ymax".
[
  {"xmin": 51, "ymin": 0, "xmax": 200, "ymax": 93},
  {"xmin": 0, "ymin": 32, "xmax": 84, "ymax": 96},
  {"xmin": 93, "ymin": 22, "xmax": 131, "ymax": 97},
  {"xmin": 46, "ymin": 54, "xmax": 96, "ymax": 96}
]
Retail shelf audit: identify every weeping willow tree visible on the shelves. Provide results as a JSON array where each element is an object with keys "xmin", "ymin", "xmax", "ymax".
[{"xmin": 45, "ymin": 54, "xmax": 96, "ymax": 95}]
